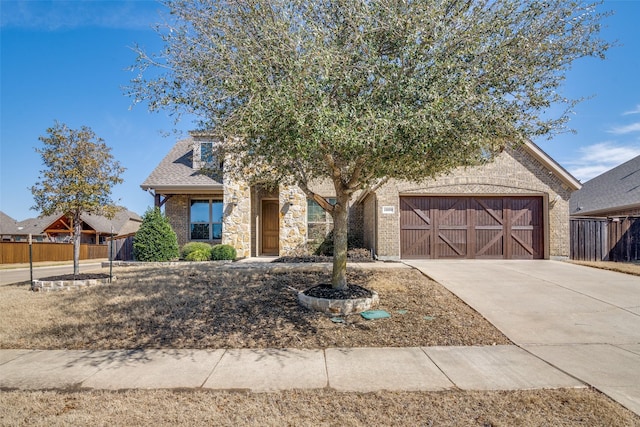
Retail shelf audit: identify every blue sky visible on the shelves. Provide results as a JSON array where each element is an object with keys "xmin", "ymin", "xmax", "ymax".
[{"xmin": 1, "ymin": 0, "xmax": 639, "ymax": 221}]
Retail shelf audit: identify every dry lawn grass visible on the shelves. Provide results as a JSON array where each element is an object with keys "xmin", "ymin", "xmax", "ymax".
[
  {"xmin": 0, "ymin": 265, "xmax": 509, "ymax": 349},
  {"xmin": 2, "ymin": 388, "xmax": 639, "ymax": 426},
  {"xmin": 2, "ymin": 263, "xmax": 639, "ymax": 425},
  {"xmin": 568, "ymin": 260, "xmax": 640, "ymax": 277}
]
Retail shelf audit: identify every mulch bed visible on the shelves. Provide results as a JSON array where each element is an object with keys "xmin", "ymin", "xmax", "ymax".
[
  {"xmin": 273, "ymin": 255, "xmax": 374, "ymax": 263},
  {"xmin": 302, "ymin": 283, "xmax": 373, "ymax": 299}
]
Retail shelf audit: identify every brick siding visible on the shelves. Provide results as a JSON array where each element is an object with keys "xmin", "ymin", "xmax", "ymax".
[{"xmin": 365, "ymin": 145, "xmax": 574, "ymax": 259}]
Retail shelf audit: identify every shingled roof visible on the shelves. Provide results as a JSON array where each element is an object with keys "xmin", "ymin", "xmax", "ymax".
[
  {"xmin": 140, "ymin": 138, "xmax": 223, "ymax": 193},
  {"xmin": 2, "ymin": 209, "xmax": 142, "ymax": 238},
  {"xmin": 570, "ymin": 154, "xmax": 640, "ymax": 216},
  {"xmin": 78, "ymin": 209, "xmax": 142, "ymax": 235},
  {"xmin": 0, "ymin": 211, "xmax": 21, "ymax": 235},
  {"xmin": 16, "ymin": 214, "xmax": 57, "ymax": 236}
]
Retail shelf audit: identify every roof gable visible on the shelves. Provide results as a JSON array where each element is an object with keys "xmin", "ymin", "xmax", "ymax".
[
  {"xmin": 570, "ymin": 154, "xmax": 640, "ymax": 216},
  {"xmin": 521, "ymin": 141, "xmax": 581, "ymax": 191},
  {"xmin": 80, "ymin": 209, "xmax": 142, "ymax": 234},
  {"xmin": 141, "ymin": 138, "xmax": 223, "ymax": 193}
]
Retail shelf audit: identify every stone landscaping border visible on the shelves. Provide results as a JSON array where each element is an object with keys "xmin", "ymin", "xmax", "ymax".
[
  {"xmin": 101, "ymin": 261, "xmax": 233, "ymax": 268},
  {"xmin": 32, "ymin": 276, "xmax": 115, "ymax": 292},
  {"xmin": 298, "ymin": 290, "xmax": 379, "ymax": 315}
]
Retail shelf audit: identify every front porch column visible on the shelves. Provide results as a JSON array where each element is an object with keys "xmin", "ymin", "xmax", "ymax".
[
  {"xmin": 279, "ymin": 185, "xmax": 307, "ymax": 256},
  {"xmin": 222, "ymin": 177, "xmax": 251, "ymax": 258}
]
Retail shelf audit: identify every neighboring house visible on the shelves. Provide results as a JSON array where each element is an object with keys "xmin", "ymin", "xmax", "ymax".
[
  {"xmin": 570, "ymin": 155, "xmax": 640, "ymax": 218},
  {"xmin": 0, "ymin": 209, "xmax": 141, "ymax": 244},
  {"xmin": 0, "ymin": 211, "xmax": 47, "ymax": 242},
  {"xmin": 0, "ymin": 211, "xmax": 21, "ymax": 241},
  {"xmin": 569, "ymin": 155, "xmax": 640, "ymax": 262},
  {"xmin": 142, "ymin": 134, "xmax": 580, "ymax": 260}
]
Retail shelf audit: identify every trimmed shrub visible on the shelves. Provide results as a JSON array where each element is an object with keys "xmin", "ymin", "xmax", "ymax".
[
  {"xmin": 133, "ymin": 208, "xmax": 179, "ymax": 262},
  {"xmin": 211, "ymin": 244, "xmax": 237, "ymax": 260},
  {"xmin": 313, "ymin": 231, "xmax": 365, "ymax": 256},
  {"xmin": 185, "ymin": 248, "xmax": 211, "ymax": 261},
  {"xmin": 313, "ymin": 230, "xmax": 334, "ymax": 256},
  {"xmin": 181, "ymin": 242, "xmax": 212, "ymax": 260}
]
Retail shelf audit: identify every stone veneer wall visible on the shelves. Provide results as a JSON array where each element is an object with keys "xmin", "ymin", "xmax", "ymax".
[
  {"xmin": 279, "ymin": 185, "xmax": 308, "ymax": 255},
  {"xmin": 273, "ymin": 180, "xmax": 366, "ymax": 256},
  {"xmin": 369, "ymin": 145, "xmax": 574, "ymax": 259},
  {"xmin": 222, "ymin": 177, "xmax": 251, "ymax": 258}
]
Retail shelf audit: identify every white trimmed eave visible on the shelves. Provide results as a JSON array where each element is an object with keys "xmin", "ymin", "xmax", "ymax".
[
  {"xmin": 140, "ymin": 184, "xmax": 224, "ymax": 194},
  {"xmin": 522, "ymin": 141, "xmax": 582, "ymax": 191},
  {"xmin": 571, "ymin": 202, "xmax": 640, "ymax": 217}
]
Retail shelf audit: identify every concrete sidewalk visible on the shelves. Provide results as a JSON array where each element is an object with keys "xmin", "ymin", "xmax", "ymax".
[
  {"xmin": 2, "ymin": 258, "xmax": 638, "ymax": 416},
  {"xmin": 405, "ymin": 260, "xmax": 640, "ymax": 416},
  {"xmin": 0, "ymin": 346, "xmax": 583, "ymax": 392}
]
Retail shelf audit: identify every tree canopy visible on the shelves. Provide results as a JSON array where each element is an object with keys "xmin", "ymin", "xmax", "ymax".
[
  {"xmin": 31, "ymin": 121, "xmax": 125, "ymax": 274},
  {"xmin": 129, "ymin": 0, "xmax": 609, "ymax": 288}
]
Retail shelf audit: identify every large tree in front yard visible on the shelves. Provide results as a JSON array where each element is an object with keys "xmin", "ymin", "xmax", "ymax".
[
  {"xmin": 129, "ymin": 0, "xmax": 609, "ymax": 290},
  {"xmin": 31, "ymin": 121, "xmax": 125, "ymax": 275}
]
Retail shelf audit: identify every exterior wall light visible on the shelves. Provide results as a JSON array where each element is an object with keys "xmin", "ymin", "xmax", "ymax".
[
  {"xmin": 231, "ymin": 195, "xmax": 238, "ymax": 206},
  {"xmin": 288, "ymin": 190, "xmax": 295, "ymax": 205}
]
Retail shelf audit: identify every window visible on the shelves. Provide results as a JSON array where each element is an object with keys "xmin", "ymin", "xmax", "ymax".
[
  {"xmin": 200, "ymin": 142, "xmax": 214, "ymax": 163},
  {"xmin": 193, "ymin": 141, "xmax": 224, "ymax": 171},
  {"xmin": 307, "ymin": 198, "xmax": 335, "ymax": 241},
  {"xmin": 190, "ymin": 199, "xmax": 223, "ymax": 240}
]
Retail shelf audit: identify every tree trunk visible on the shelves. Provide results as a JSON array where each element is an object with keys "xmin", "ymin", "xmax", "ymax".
[
  {"xmin": 331, "ymin": 196, "xmax": 349, "ymax": 290},
  {"xmin": 73, "ymin": 215, "xmax": 82, "ymax": 276}
]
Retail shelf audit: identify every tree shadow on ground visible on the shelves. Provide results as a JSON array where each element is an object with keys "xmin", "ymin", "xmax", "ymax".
[
  {"xmin": 24, "ymin": 264, "xmax": 510, "ymax": 350},
  {"xmin": 33, "ymin": 265, "xmax": 373, "ymax": 350}
]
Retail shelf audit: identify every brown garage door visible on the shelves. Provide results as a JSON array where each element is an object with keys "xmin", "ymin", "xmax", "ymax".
[{"xmin": 400, "ymin": 196, "xmax": 543, "ymax": 259}]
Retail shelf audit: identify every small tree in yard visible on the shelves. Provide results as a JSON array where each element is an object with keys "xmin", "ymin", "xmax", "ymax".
[
  {"xmin": 133, "ymin": 208, "xmax": 180, "ymax": 262},
  {"xmin": 31, "ymin": 121, "xmax": 125, "ymax": 276},
  {"xmin": 129, "ymin": 0, "xmax": 610, "ymax": 291}
]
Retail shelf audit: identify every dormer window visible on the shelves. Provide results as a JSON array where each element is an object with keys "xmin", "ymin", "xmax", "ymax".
[
  {"xmin": 192, "ymin": 140, "xmax": 223, "ymax": 170},
  {"xmin": 201, "ymin": 142, "xmax": 214, "ymax": 163}
]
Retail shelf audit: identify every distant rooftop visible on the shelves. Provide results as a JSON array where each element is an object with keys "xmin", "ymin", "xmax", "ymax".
[{"xmin": 570, "ymin": 155, "xmax": 640, "ymax": 216}]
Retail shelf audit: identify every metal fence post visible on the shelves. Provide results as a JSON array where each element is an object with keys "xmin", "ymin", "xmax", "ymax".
[
  {"xmin": 109, "ymin": 226, "xmax": 114, "ymax": 283},
  {"xmin": 29, "ymin": 234, "xmax": 33, "ymax": 289}
]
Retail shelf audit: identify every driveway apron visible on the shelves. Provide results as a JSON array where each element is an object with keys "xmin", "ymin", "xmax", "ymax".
[{"xmin": 404, "ymin": 259, "xmax": 640, "ymax": 416}]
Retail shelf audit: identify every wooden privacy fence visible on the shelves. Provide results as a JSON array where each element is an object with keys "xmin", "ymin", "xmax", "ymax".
[
  {"xmin": 107, "ymin": 235, "xmax": 135, "ymax": 261},
  {"xmin": 571, "ymin": 217, "xmax": 640, "ymax": 262},
  {"xmin": 0, "ymin": 242, "xmax": 109, "ymax": 264}
]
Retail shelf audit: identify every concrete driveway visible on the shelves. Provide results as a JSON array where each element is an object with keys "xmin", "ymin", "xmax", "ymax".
[{"xmin": 404, "ymin": 259, "xmax": 640, "ymax": 415}]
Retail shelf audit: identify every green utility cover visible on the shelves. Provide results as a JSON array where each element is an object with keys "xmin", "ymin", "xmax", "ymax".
[
  {"xmin": 423, "ymin": 316, "xmax": 435, "ymax": 321},
  {"xmin": 361, "ymin": 310, "xmax": 391, "ymax": 320},
  {"xmin": 330, "ymin": 317, "xmax": 345, "ymax": 323},
  {"xmin": 396, "ymin": 309, "xmax": 408, "ymax": 315}
]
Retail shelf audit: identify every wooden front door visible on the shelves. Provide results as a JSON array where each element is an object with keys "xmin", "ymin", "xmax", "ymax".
[{"xmin": 261, "ymin": 200, "xmax": 279, "ymax": 255}]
